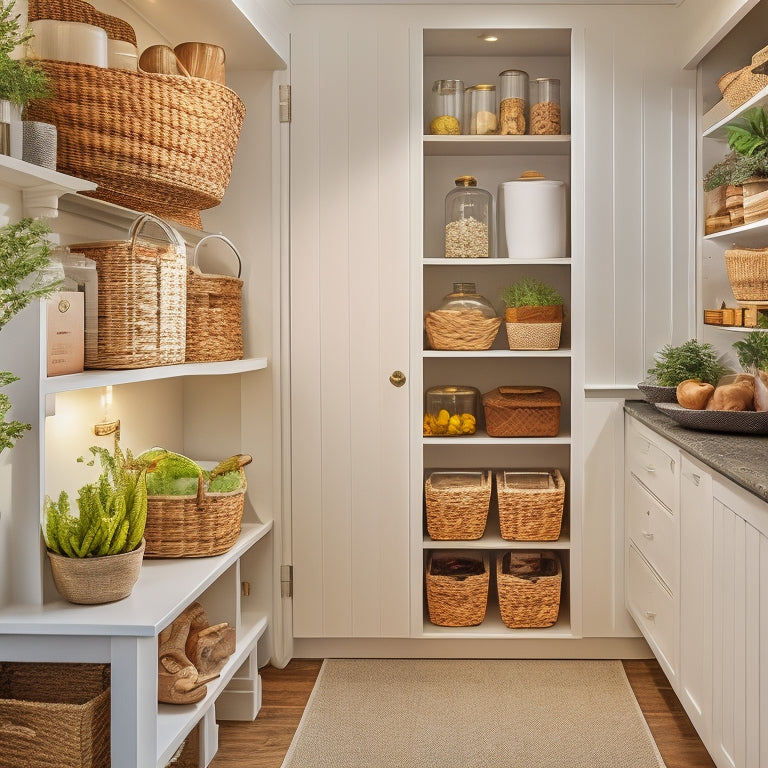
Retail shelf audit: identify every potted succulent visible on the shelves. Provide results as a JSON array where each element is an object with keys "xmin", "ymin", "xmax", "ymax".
[
  {"xmin": 42, "ymin": 438, "xmax": 150, "ymax": 604},
  {"xmin": 0, "ymin": 217, "xmax": 59, "ymax": 456},
  {"xmin": 501, "ymin": 277, "xmax": 564, "ymax": 350}
]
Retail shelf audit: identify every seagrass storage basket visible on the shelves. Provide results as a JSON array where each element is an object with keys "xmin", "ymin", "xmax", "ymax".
[
  {"xmin": 424, "ymin": 310, "xmax": 502, "ymax": 350},
  {"xmin": 482, "ymin": 386, "xmax": 561, "ymax": 437},
  {"xmin": 496, "ymin": 469, "xmax": 565, "ymax": 541},
  {"xmin": 426, "ymin": 551, "xmax": 489, "ymax": 626},
  {"xmin": 496, "ymin": 550, "xmax": 562, "ymax": 628},
  {"xmin": 144, "ymin": 460, "xmax": 250, "ymax": 558},
  {"xmin": 424, "ymin": 470, "xmax": 491, "ymax": 540},
  {"xmin": 0, "ymin": 662, "xmax": 110, "ymax": 768},
  {"xmin": 71, "ymin": 214, "xmax": 187, "ymax": 369},
  {"xmin": 725, "ymin": 247, "xmax": 768, "ymax": 300},
  {"xmin": 186, "ymin": 234, "xmax": 244, "ymax": 363},
  {"xmin": 28, "ymin": 0, "xmax": 136, "ymax": 43},
  {"xmin": 717, "ymin": 44, "xmax": 768, "ymax": 109},
  {"xmin": 25, "ymin": 59, "xmax": 245, "ymax": 227}
]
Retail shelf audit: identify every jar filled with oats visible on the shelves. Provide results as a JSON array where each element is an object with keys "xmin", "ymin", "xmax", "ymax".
[
  {"xmin": 498, "ymin": 69, "xmax": 529, "ymax": 135},
  {"xmin": 469, "ymin": 84, "xmax": 497, "ymax": 135},
  {"xmin": 444, "ymin": 176, "xmax": 493, "ymax": 259},
  {"xmin": 530, "ymin": 78, "xmax": 561, "ymax": 135},
  {"xmin": 430, "ymin": 79, "xmax": 464, "ymax": 135}
]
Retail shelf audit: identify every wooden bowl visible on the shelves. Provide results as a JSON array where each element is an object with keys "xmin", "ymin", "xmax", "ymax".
[
  {"xmin": 174, "ymin": 42, "xmax": 226, "ymax": 84},
  {"xmin": 139, "ymin": 44, "xmax": 190, "ymax": 76}
]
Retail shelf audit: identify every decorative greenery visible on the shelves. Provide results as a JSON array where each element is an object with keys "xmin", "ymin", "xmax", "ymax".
[
  {"xmin": 0, "ymin": 218, "xmax": 59, "ymax": 456},
  {"xmin": 43, "ymin": 437, "xmax": 149, "ymax": 558},
  {"xmin": 0, "ymin": 0, "xmax": 51, "ymax": 107},
  {"xmin": 501, "ymin": 278, "xmax": 564, "ymax": 308},
  {"xmin": 137, "ymin": 447, "xmax": 245, "ymax": 496},
  {"xmin": 703, "ymin": 151, "xmax": 768, "ymax": 191},
  {"xmin": 646, "ymin": 339, "xmax": 731, "ymax": 387},
  {"xmin": 733, "ymin": 330, "xmax": 768, "ymax": 372},
  {"xmin": 727, "ymin": 107, "xmax": 768, "ymax": 156}
]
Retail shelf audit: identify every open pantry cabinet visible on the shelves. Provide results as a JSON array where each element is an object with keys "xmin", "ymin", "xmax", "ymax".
[
  {"xmin": 0, "ymin": 0, "xmax": 291, "ymax": 765},
  {"xmin": 414, "ymin": 28, "xmax": 580, "ymax": 640}
]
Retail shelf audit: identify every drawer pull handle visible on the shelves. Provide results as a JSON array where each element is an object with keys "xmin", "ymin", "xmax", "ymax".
[
  {"xmin": 644, "ymin": 465, "xmax": 656, "ymax": 473},
  {"xmin": 643, "ymin": 610, "xmax": 656, "ymax": 620},
  {"xmin": 641, "ymin": 530, "xmax": 654, "ymax": 540},
  {"xmin": 691, "ymin": 473, "xmax": 700, "ymax": 486}
]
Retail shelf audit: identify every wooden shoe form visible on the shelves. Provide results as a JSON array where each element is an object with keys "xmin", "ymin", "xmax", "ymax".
[{"xmin": 185, "ymin": 602, "xmax": 237, "ymax": 676}]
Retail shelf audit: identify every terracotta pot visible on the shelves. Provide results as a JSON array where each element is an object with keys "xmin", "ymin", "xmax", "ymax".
[{"xmin": 505, "ymin": 305, "xmax": 563, "ymax": 323}]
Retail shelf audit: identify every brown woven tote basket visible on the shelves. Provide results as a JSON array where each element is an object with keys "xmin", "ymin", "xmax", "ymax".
[
  {"xmin": 725, "ymin": 247, "xmax": 768, "ymax": 301},
  {"xmin": 424, "ymin": 310, "xmax": 502, "ymax": 350},
  {"xmin": 424, "ymin": 471, "xmax": 491, "ymax": 540},
  {"xmin": 28, "ymin": 0, "xmax": 137, "ymax": 44},
  {"xmin": 144, "ymin": 465, "xmax": 249, "ymax": 558},
  {"xmin": 482, "ymin": 386, "xmax": 562, "ymax": 437},
  {"xmin": 426, "ymin": 552, "xmax": 489, "ymax": 626},
  {"xmin": 496, "ymin": 469, "xmax": 565, "ymax": 541},
  {"xmin": 497, "ymin": 550, "xmax": 562, "ymax": 628},
  {"xmin": 0, "ymin": 662, "xmax": 110, "ymax": 768},
  {"xmin": 186, "ymin": 234, "xmax": 244, "ymax": 363}
]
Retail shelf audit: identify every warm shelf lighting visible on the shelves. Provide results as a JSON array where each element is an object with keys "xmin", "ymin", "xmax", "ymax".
[
  {"xmin": 94, "ymin": 385, "xmax": 120, "ymax": 438},
  {"xmin": 481, "ymin": 34, "xmax": 498, "ymax": 43}
]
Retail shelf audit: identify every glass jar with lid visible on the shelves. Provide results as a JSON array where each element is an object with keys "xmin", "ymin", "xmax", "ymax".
[
  {"xmin": 444, "ymin": 176, "xmax": 494, "ymax": 259},
  {"xmin": 424, "ymin": 385, "xmax": 480, "ymax": 436},
  {"xmin": 437, "ymin": 283, "xmax": 497, "ymax": 318},
  {"xmin": 469, "ymin": 84, "xmax": 497, "ymax": 135},
  {"xmin": 430, "ymin": 79, "xmax": 464, "ymax": 135},
  {"xmin": 530, "ymin": 78, "xmax": 561, "ymax": 135},
  {"xmin": 498, "ymin": 69, "xmax": 529, "ymax": 135}
]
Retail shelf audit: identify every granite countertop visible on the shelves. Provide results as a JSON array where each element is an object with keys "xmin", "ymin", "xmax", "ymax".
[{"xmin": 624, "ymin": 400, "xmax": 768, "ymax": 504}]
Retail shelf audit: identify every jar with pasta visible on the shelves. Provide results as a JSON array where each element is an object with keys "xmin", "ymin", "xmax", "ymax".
[
  {"xmin": 444, "ymin": 176, "xmax": 494, "ymax": 259},
  {"xmin": 498, "ymin": 69, "xmax": 529, "ymax": 135},
  {"xmin": 530, "ymin": 78, "xmax": 561, "ymax": 135}
]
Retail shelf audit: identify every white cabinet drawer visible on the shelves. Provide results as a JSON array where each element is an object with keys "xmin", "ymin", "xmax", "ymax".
[
  {"xmin": 627, "ymin": 544, "xmax": 675, "ymax": 677},
  {"xmin": 626, "ymin": 420, "xmax": 678, "ymax": 508},
  {"xmin": 627, "ymin": 475, "xmax": 677, "ymax": 591}
]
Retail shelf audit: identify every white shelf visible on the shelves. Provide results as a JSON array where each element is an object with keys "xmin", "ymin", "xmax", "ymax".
[
  {"xmin": 0, "ymin": 522, "xmax": 273, "ymax": 635},
  {"xmin": 424, "ymin": 534, "xmax": 571, "ymax": 549},
  {"xmin": 423, "ymin": 349, "xmax": 571, "ymax": 358},
  {"xmin": 156, "ymin": 615, "xmax": 267, "ymax": 766},
  {"xmin": 423, "ymin": 431, "xmax": 571, "ymax": 445},
  {"xmin": 703, "ymin": 84, "xmax": 768, "ymax": 140},
  {"xmin": 423, "ymin": 135, "xmax": 571, "ymax": 157},
  {"xmin": 703, "ymin": 218, "xmax": 768, "ymax": 247},
  {"xmin": 0, "ymin": 154, "xmax": 95, "ymax": 194},
  {"xmin": 43, "ymin": 357, "xmax": 268, "ymax": 394},
  {"xmin": 423, "ymin": 258, "xmax": 571, "ymax": 265}
]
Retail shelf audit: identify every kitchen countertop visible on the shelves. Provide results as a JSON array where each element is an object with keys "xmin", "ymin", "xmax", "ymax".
[{"xmin": 624, "ymin": 400, "xmax": 768, "ymax": 504}]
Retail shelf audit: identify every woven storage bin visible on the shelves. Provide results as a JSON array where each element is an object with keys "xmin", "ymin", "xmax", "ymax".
[
  {"xmin": 495, "ymin": 470, "xmax": 565, "ymax": 541},
  {"xmin": 717, "ymin": 44, "xmax": 768, "ymax": 108},
  {"xmin": 497, "ymin": 550, "xmax": 562, "ymax": 628},
  {"xmin": 25, "ymin": 60, "xmax": 245, "ymax": 223},
  {"xmin": 0, "ymin": 662, "xmax": 110, "ymax": 768},
  {"xmin": 424, "ymin": 470, "xmax": 491, "ymax": 540},
  {"xmin": 505, "ymin": 321, "xmax": 561, "ymax": 350},
  {"xmin": 482, "ymin": 386, "xmax": 561, "ymax": 437},
  {"xmin": 144, "ymin": 463, "xmax": 249, "ymax": 558},
  {"xmin": 186, "ymin": 234, "xmax": 244, "ymax": 363},
  {"xmin": 424, "ymin": 310, "xmax": 502, "ymax": 350},
  {"xmin": 70, "ymin": 214, "xmax": 186, "ymax": 369},
  {"xmin": 28, "ymin": 0, "xmax": 137, "ymax": 44},
  {"xmin": 426, "ymin": 551, "xmax": 489, "ymax": 626},
  {"xmin": 725, "ymin": 247, "xmax": 768, "ymax": 300}
]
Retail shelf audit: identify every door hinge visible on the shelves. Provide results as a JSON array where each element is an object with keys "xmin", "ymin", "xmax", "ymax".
[
  {"xmin": 279, "ymin": 84, "xmax": 291, "ymax": 123},
  {"xmin": 280, "ymin": 564, "xmax": 293, "ymax": 597}
]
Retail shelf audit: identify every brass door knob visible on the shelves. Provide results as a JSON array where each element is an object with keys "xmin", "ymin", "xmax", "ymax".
[{"xmin": 389, "ymin": 370, "xmax": 406, "ymax": 387}]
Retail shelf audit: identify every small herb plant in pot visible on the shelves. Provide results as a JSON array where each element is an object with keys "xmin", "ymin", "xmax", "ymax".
[{"xmin": 500, "ymin": 277, "xmax": 564, "ymax": 350}]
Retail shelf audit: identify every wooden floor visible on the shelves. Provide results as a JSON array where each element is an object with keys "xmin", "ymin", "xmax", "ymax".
[{"xmin": 209, "ymin": 658, "xmax": 716, "ymax": 768}]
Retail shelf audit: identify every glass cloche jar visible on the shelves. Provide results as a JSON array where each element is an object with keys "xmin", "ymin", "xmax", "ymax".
[{"xmin": 444, "ymin": 176, "xmax": 494, "ymax": 259}]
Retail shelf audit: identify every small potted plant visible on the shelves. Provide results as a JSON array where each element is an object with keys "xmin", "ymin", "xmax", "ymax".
[
  {"xmin": 42, "ymin": 437, "xmax": 150, "ymax": 604},
  {"xmin": 640, "ymin": 338, "xmax": 731, "ymax": 403},
  {"xmin": 501, "ymin": 277, "xmax": 564, "ymax": 350}
]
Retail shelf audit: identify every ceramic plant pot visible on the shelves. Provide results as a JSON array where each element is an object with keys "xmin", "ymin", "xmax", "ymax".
[{"xmin": 22, "ymin": 120, "xmax": 57, "ymax": 169}]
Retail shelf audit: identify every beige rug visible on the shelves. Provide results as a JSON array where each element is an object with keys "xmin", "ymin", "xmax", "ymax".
[{"xmin": 281, "ymin": 659, "xmax": 666, "ymax": 768}]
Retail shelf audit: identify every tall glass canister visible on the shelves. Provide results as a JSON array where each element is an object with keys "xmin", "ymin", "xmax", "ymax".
[
  {"xmin": 498, "ymin": 69, "xmax": 529, "ymax": 135},
  {"xmin": 469, "ymin": 84, "xmax": 497, "ymax": 135},
  {"xmin": 430, "ymin": 79, "xmax": 464, "ymax": 135},
  {"xmin": 444, "ymin": 176, "xmax": 494, "ymax": 259},
  {"xmin": 530, "ymin": 78, "xmax": 561, "ymax": 135}
]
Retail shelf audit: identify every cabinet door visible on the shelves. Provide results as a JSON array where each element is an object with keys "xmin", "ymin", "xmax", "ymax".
[{"xmin": 289, "ymin": 25, "xmax": 411, "ymax": 638}]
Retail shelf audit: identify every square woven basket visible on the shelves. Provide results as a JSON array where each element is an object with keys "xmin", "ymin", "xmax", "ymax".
[
  {"xmin": 496, "ymin": 551, "xmax": 562, "ymax": 628},
  {"xmin": 725, "ymin": 247, "xmax": 768, "ymax": 301},
  {"xmin": 482, "ymin": 386, "xmax": 562, "ymax": 437},
  {"xmin": 425, "ymin": 551, "xmax": 489, "ymax": 627},
  {"xmin": 424, "ymin": 470, "xmax": 491, "ymax": 540},
  {"xmin": 495, "ymin": 469, "xmax": 565, "ymax": 541},
  {"xmin": 0, "ymin": 662, "xmax": 110, "ymax": 768}
]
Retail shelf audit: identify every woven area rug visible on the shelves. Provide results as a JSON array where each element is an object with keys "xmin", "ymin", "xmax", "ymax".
[{"xmin": 281, "ymin": 658, "xmax": 666, "ymax": 768}]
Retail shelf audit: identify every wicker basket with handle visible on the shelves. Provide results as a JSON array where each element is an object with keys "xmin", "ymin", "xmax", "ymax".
[
  {"xmin": 424, "ymin": 470, "xmax": 491, "ymax": 540},
  {"xmin": 495, "ymin": 469, "xmax": 565, "ymax": 541},
  {"xmin": 28, "ymin": 0, "xmax": 137, "ymax": 44},
  {"xmin": 482, "ymin": 386, "xmax": 562, "ymax": 437},
  {"xmin": 725, "ymin": 247, "xmax": 768, "ymax": 300},
  {"xmin": 497, "ymin": 550, "xmax": 562, "ymax": 628},
  {"xmin": 186, "ymin": 234, "xmax": 244, "ymax": 363},
  {"xmin": 70, "ymin": 214, "xmax": 187, "ymax": 370},
  {"xmin": 426, "ymin": 551, "xmax": 489, "ymax": 626},
  {"xmin": 144, "ymin": 455, "xmax": 251, "ymax": 558}
]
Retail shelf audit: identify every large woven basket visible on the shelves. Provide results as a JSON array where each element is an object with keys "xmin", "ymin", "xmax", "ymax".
[
  {"xmin": 28, "ymin": 0, "xmax": 137, "ymax": 44},
  {"xmin": 426, "ymin": 551, "xmax": 489, "ymax": 626},
  {"xmin": 725, "ymin": 247, "xmax": 768, "ymax": 300},
  {"xmin": 144, "ymin": 464, "xmax": 249, "ymax": 558},
  {"xmin": 497, "ymin": 550, "xmax": 562, "ymax": 628},
  {"xmin": 424, "ymin": 310, "xmax": 502, "ymax": 350},
  {"xmin": 0, "ymin": 662, "xmax": 110, "ymax": 768},
  {"xmin": 186, "ymin": 234, "xmax": 244, "ymax": 363},
  {"xmin": 495, "ymin": 470, "xmax": 565, "ymax": 541},
  {"xmin": 424, "ymin": 470, "xmax": 491, "ymax": 540},
  {"xmin": 25, "ymin": 60, "xmax": 245, "ymax": 223},
  {"xmin": 70, "ymin": 214, "xmax": 187, "ymax": 369},
  {"xmin": 482, "ymin": 386, "xmax": 562, "ymax": 437}
]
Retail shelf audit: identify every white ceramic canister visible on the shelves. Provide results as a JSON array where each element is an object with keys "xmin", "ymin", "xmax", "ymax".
[
  {"xmin": 29, "ymin": 20, "xmax": 108, "ymax": 68},
  {"xmin": 499, "ymin": 171, "xmax": 566, "ymax": 259}
]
